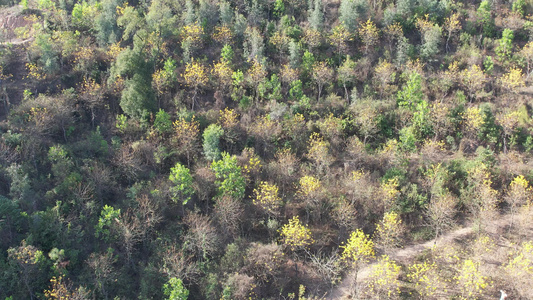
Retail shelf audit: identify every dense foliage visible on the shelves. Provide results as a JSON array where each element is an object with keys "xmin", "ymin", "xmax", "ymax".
[{"xmin": 1, "ymin": 0, "xmax": 533, "ymax": 298}]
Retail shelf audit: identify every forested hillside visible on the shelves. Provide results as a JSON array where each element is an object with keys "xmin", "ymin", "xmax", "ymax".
[{"xmin": 1, "ymin": 0, "xmax": 533, "ymax": 298}]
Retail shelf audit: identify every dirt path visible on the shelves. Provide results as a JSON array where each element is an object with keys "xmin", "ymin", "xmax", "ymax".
[
  {"xmin": 1, "ymin": 38, "xmax": 33, "ymax": 45},
  {"xmin": 325, "ymin": 214, "xmax": 513, "ymax": 300}
]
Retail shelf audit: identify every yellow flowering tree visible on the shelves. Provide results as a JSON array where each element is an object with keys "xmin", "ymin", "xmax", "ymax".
[
  {"xmin": 7, "ymin": 241, "xmax": 46, "ymax": 299},
  {"xmin": 461, "ymin": 65, "xmax": 486, "ymax": 101},
  {"xmin": 407, "ymin": 260, "xmax": 446, "ymax": 298},
  {"xmin": 311, "ymin": 61, "xmax": 334, "ymax": 101},
  {"xmin": 340, "ymin": 229, "xmax": 375, "ymax": 295},
  {"xmin": 183, "ymin": 60, "xmax": 208, "ymax": 110},
  {"xmin": 455, "ymin": 259, "xmax": 489, "ymax": 299},
  {"xmin": 253, "ymin": 181, "xmax": 283, "ymax": 219},
  {"xmin": 506, "ymin": 175, "xmax": 532, "ymax": 229},
  {"xmin": 212, "ymin": 25, "xmax": 233, "ymax": 45},
  {"xmin": 353, "ymin": 103, "xmax": 380, "ymax": 146},
  {"xmin": 297, "ymin": 175, "xmax": 323, "ymax": 221},
  {"xmin": 426, "ymin": 192, "xmax": 456, "ymax": 241},
  {"xmin": 181, "ymin": 22, "xmax": 203, "ymax": 62},
  {"xmin": 520, "ymin": 41, "xmax": 533, "ymax": 79},
  {"xmin": 375, "ymin": 211, "xmax": 404, "ymax": 252},
  {"xmin": 242, "ymin": 147, "xmax": 263, "ymax": 182},
  {"xmin": 279, "ymin": 216, "xmax": 314, "ymax": 251},
  {"xmin": 384, "ymin": 23, "xmax": 403, "ymax": 53},
  {"xmin": 211, "ymin": 60, "xmax": 233, "ymax": 94},
  {"xmin": 280, "ymin": 64, "xmax": 299, "ymax": 84},
  {"xmin": 497, "ymin": 109, "xmax": 521, "ymax": 153},
  {"xmin": 44, "ymin": 276, "xmax": 73, "ymax": 300},
  {"xmin": 359, "ymin": 19, "xmax": 380, "ymax": 55},
  {"xmin": 247, "ymin": 59, "xmax": 267, "ymax": 102},
  {"xmin": 500, "ymin": 67, "xmax": 525, "ymax": 93},
  {"xmin": 374, "ymin": 60, "xmax": 396, "ymax": 97},
  {"xmin": 218, "ymin": 108, "xmax": 239, "ymax": 129},
  {"xmin": 504, "ymin": 241, "xmax": 533, "ymax": 297},
  {"xmin": 463, "ymin": 106, "xmax": 484, "ymax": 140},
  {"xmin": 466, "ymin": 165, "xmax": 499, "ymax": 233},
  {"xmin": 316, "ymin": 113, "xmax": 343, "ymax": 145},
  {"xmin": 218, "ymin": 107, "xmax": 240, "ymax": 146},
  {"xmin": 306, "ymin": 132, "xmax": 332, "ymax": 175},
  {"xmin": 304, "ymin": 28, "xmax": 323, "ymax": 49},
  {"xmin": 363, "ymin": 255, "xmax": 402, "ymax": 299},
  {"xmin": 329, "ymin": 24, "xmax": 351, "ymax": 57},
  {"xmin": 173, "ymin": 117, "xmax": 200, "ymax": 165},
  {"xmin": 380, "ymin": 178, "xmax": 400, "ymax": 211},
  {"xmin": 444, "ymin": 12, "xmax": 461, "ymax": 52}
]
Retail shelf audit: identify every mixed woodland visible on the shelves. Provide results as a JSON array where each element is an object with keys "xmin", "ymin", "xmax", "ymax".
[{"xmin": 2, "ymin": 0, "xmax": 533, "ymax": 298}]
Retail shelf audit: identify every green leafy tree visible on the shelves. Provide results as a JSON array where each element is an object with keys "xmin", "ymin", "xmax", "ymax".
[
  {"xmin": 396, "ymin": 37, "xmax": 413, "ymax": 66},
  {"xmin": 412, "ymin": 99, "xmax": 433, "ymax": 140},
  {"xmin": 110, "ymin": 48, "xmax": 156, "ymax": 119},
  {"xmin": 163, "ymin": 277, "xmax": 189, "ymax": 300},
  {"xmin": 6, "ymin": 164, "xmax": 32, "ymax": 205},
  {"xmin": 397, "ymin": 72, "xmax": 423, "ymax": 110},
  {"xmin": 95, "ymin": 205, "xmax": 121, "ymax": 241},
  {"xmin": 513, "ymin": 0, "xmax": 527, "ymax": 16},
  {"xmin": 308, "ymin": 0, "xmax": 324, "ymax": 31},
  {"xmin": 339, "ymin": 0, "xmax": 367, "ymax": 33},
  {"xmin": 301, "ymin": 50, "xmax": 315, "ymax": 77},
  {"xmin": 121, "ymin": 73, "xmax": 157, "ymax": 119},
  {"xmin": 274, "ymin": 0, "xmax": 285, "ymax": 17},
  {"xmin": 288, "ymin": 40, "xmax": 300, "ymax": 68},
  {"xmin": 116, "ymin": 3, "xmax": 145, "ymax": 41},
  {"xmin": 243, "ymin": 27, "xmax": 265, "ymax": 62},
  {"xmin": 477, "ymin": 0, "xmax": 495, "ymax": 38},
  {"xmin": 289, "ymin": 80, "xmax": 304, "ymax": 100},
  {"xmin": 211, "ymin": 152, "xmax": 246, "ymax": 200},
  {"xmin": 203, "ymin": 124, "xmax": 224, "ymax": 162},
  {"xmin": 221, "ymin": 44, "xmax": 234, "ymax": 64},
  {"xmin": 496, "ymin": 29, "xmax": 514, "ymax": 62},
  {"xmin": 154, "ymin": 109, "xmax": 172, "ymax": 135},
  {"xmin": 169, "ymin": 163, "xmax": 195, "ymax": 205},
  {"xmin": 417, "ymin": 19, "xmax": 442, "ymax": 61},
  {"xmin": 95, "ymin": 0, "xmax": 121, "ymax": 45},
  {"xmin": 71, "ymin": 1, "xmax": 100, "ymax": 31},
  {"xmin": 0, "ymin": 196, "xmax": 23, "ymax": 250},
  {"xmin": 32, "ymin": 33, "xmax": 59, "ymax": 76}
]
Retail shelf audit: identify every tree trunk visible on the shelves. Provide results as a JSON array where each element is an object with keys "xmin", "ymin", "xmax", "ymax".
[
  {"xmin": 192, "ymin": 88, "xmax": 197, "ymax": 110},
  {"xmin": 344, "ymin": 83, "xmax": 349, "ymax": 103},
  {"xmin": 352, "ymin": 264, "xmax": 359, "ymax": 297},
  {"xmin": 503, "ymin": 134, "xmax": 507, "ymax": 154},
  {"xmin": 446, "ymin": 33, "xmax": 451, "ymax": 53}
]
